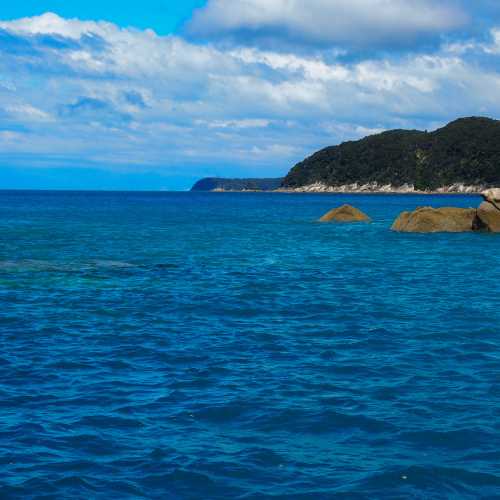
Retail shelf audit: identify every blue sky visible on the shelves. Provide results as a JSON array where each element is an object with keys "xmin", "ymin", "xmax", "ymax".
[
  {"xmin": 1, "ymin": 1, "xmax": 205, "ymax": 35},
  {"xmin": 1, "ymin": 0, "xmax": 500, "ymax": 190}
]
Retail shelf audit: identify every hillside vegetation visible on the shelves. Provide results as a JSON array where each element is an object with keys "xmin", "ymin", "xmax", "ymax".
[{"xmin": 282, "ymin": 117, "xmax": 500, "ymax": 190}]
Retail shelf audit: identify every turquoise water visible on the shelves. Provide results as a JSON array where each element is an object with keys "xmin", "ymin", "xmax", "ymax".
[{"xmin": 0, "ymin": 191, "xmax": 499, "ymax": 499}]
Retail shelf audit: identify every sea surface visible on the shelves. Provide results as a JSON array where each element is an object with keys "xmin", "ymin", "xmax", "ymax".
[{"xmin": 0, "ymin": 191, "xmax": 499, "ymax": 499}]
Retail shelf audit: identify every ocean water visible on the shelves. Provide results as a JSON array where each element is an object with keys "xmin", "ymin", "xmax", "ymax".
[{"xmin": 0, "ymin": 191, "xmax": 499, "ymax": 500}]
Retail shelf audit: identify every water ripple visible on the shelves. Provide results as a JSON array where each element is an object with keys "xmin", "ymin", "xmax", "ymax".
[{"xmin": 0, "ymin": 191, "xmax": 499, "ymax": 498}]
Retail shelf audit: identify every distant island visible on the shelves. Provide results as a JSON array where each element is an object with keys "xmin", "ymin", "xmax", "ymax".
[
  {"xmin": 191, "ymin": 177, "xmax": 283, "ymax": 192},
  {"xmin": 192, "ymin": 117, "xmax": 500, "ymax": 193}
]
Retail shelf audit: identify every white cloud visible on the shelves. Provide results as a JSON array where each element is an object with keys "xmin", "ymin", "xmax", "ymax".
[
  {"xmin": 7, "ymin": 104, "xmax": 53, "ymax": 121},
  {"xmin": 188, "ymin": 0, "xmax": 467, "ymax": 47},
  {"xmin": 0, "ymin": 13, "xmax": 499, "ymax": 183},
  {"xmin": 198, "ymin": 118, "xmax": 272, "ymax": 129},
  {"xmin": 0, "ymin": 12, "xmax": 97, "ymax": 37},
  {"xmin": 483, "ymin": 28, "xmax": 500, "ymax": 54}
]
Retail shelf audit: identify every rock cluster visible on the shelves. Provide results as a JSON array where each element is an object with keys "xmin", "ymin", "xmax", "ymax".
[
  {"xmin": 319, "ymin": 205, "xmax": 371, "ymax": 223},
  {"xmin": 391, "ymin": 189, "xmax": 500, "ymax": 233},
  {"xmin": 319, "ymin": 189, "xmax": 500, "ymax": 233}
]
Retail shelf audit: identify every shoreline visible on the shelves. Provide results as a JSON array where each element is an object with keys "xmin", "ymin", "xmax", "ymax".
[
  {"xmin": 205, "ymin": 189, "xmax": 485, "ymax": 195},
  {"xmin": 206, "ymin": 191, "xmax": 482, "ymax": 195},
  {"xmin": 206, "ymin": 182, "xmax": 488, "ymax": 195}
]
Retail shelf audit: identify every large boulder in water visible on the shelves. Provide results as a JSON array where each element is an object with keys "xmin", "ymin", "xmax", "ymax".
[
  {"xmin": 319, "ymin": 204, "xmax": 371, "ymax": 223},
  {"xmin": 391, "ymin": 207, "xmax": 477, "ymax": 233},
  {"xmin": 476, "ymin": 190, "xmax": 500, "ymax": 232}
]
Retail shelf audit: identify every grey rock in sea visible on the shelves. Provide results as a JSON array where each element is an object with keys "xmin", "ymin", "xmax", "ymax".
[
  {"xmin": 391, "ymin": 207, "xmax": 478, "ymax": 233},
  {"xmin": 319, "ymin": 205, "xmax": 371, "ymax": 223}
]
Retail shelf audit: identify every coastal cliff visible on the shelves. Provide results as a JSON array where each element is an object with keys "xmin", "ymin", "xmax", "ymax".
[{"xmin": 282, "ymin": 117, "xmax": 500, "ymax": 192}]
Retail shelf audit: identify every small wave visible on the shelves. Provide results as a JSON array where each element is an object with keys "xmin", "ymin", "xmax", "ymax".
[
  {"xmin": 0, "ymin": 259, "xmax": 61, "ymax": 272},
  {"xmin": 243, "ymin": 447, "xmax": 288, "ymax": 467},
  {"xmin": 142, "ymin": 469, "xmax": 223, "ymax": 496},
  {"xmin": 53, "ymin": 475, "xmax": 97, "ymax": 491},
  {"xmin": 356, "ymin": 465, "xmax": 500, "ymax": 498},
  {"xmin": 92, "ymin": 260, "xmax": 136, "ymax": 268},
  {"xmin": 193, "ymin": 400, "xmax": 255, "ymax": 424},
  {"xmin": 253, "ymin": 408, "xmax": 395, "ymax": 434},
  {"xmin": 152, "ymin": 263, "xmax": 180, "ymax": 270},
  {"xmin": 75, "ymin": 415, "xmax": 144, "ymax": 430},
  {"xmin": 45, "ymin": 360, "xmax": 93, "ymax": 371},
  {"xmin": 399, "ymin": 429, "xmax": 495, "ymax": 451},
  {"xmin": 0, "ymin": 258, "xmax": 139, "ymax": 273}
]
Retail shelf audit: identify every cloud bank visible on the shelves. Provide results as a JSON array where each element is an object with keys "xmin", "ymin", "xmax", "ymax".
[
  {"xmin": 187, "ymin": 0, "xmax": 467, "ymax": 48},
  {"xmin": 0, "ymin": 8, "xmax": 499, "ymax": 188}
]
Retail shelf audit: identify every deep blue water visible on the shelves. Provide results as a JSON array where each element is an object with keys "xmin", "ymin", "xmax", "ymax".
[{"xmin": 0, "ymin": 191, "xmax": 499, "ymax": 499}]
